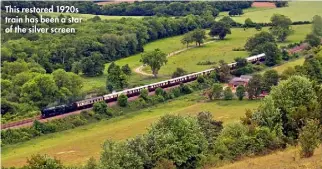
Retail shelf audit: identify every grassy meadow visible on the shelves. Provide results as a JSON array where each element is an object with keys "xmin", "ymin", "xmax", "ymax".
[
  {"xmin": 82, "ymin": 24, "xmax": 311, "ymax": 92},
  {"xmin": 218, "ymin": 1, "xmax": 322, "ymax": 23},
  {"xmin": 1, "ymin": 92, "xmax": 260, "ymax": 167}
]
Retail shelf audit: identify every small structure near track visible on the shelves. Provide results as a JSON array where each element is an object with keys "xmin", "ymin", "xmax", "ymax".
[{"xmin": 228, "ymin": 75, "xmax": 252, "ymax": 89}]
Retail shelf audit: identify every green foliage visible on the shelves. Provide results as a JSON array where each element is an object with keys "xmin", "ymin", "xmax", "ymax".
[
  {"xmin": 71, "ymin": 61, "xmax": 82, "ymax": 74},
  {"xmin": 244, "ymin": 31, "xmax": 275, "ymax": 53},
  {"xmin": 146, "ymin": 115, "xmax": 208, "ymax": 168},
  {"xmin": 224, "ymin": 87, "xmax": 234, "ymax": 100},
  {"xmin": 93, "ymin": 101, "xmax": 111, "ymax": 116},
  {"xmin": 155, "ymin": 87, "xmax": 165, "ymax": 96},
  {"xmin": 236, "ymin": 85, "xmax": 245, "ymax": 100},
  {"xmin": 219, "ymin": 16, "xmax": 239, "ymax": 27},
  {"xmin": 312, "ymin": 15, "xmax": 322, "ymax": 36},
  {"xmin": 25, "ymin": 154, "xmax": 63, "ymax": 169},
  {"xmin": 258, "ymin": 42, "xmax": 281, "ymax": 66},
  {"xmin": 197, "ymin": 112, "xmax": 223, "ymax": 149},
  {"xmin": 141, "ymin": 49, "xmax": 167, "ymax": 77},
  {"xmin": 209, "ymin": 21, "xmax": 231, "ymax": 40},
  {"xmin": 299, "ymin": 119, "xmax": 321, "ymax": 157},
  {"xmin": 181, "ymin": 32, "xmax": 194, "ymax": 48},
  {"xmin": 305, "ymin": 33, "xmax": 321, "ymax": 47},
  {"xmin": 270, "ymin": 14, "xmax": 293, "ymax": 42},
  {"xmin": 117, "ymin": 94, "xmax": 128, "ymax": 107},
  {"xmin": 246, "ymin": 74, "xmax": 263, "ymax": 99},
  {"xmin": 180, "ymin": 84, "xmax": 193, "ymax": 94},
  {"xmin": 255, "ymin": 24, "xmax": 262, "ymax": 31},
  {"xmin": 216, "ymin": 60, "xmax": 231, "ymax": 82},
  {"xmin": 139, "ymin": 89, "xmax": 149, "ymax": 100},
  {"xmin": 100, "ymin": 140, "xmax": 144, "ymax": 169},
  {"xmin": 172, "ymin": 67, "xmax": 187, "ymax": 78},
  {"xmin": 263, "ymin": 69, "xmax": 279, "ymax": 92},
  {"xmin": 229, "ymin": 8, "xmax": 243, "ymax": 16},
  {"xmin": 121, "ymin": 64, "xmax": 132, "ymax": 75},
  {"xmin": 106, "ymin": 64, "xmax": 129, "ymax": 91},
  {"xmin": 269, "ymin": 76, "xmax": 319, "ymax": 138},
  {"xmin": 153, "ymin": 159, "xmax": 176, "ymax": 169},
  {"xmin": 191, "ymin": 29, "xmax": 207, "ymax": 46},
  {"xmin": 81, "ymin": 52, "xmax": 105, "ymax": 77},
  {"xmin": 274, "ymin": 1, "xmax": 288, "ymax": 8},
  {"xmin": 244, "ymin": 18, "xmax": 255, "ymax": 27},
  {"xmin": 197, "ymin": 76, "xmax": 206, "ymax": 83},
  {"xmin": 212, "ymin": 83, "xmax": 223, "ymax": 100}
]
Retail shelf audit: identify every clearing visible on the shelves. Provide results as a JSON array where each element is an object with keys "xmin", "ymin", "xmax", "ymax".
[{"xmin": 1, "ymin": 92, "xmax": 260, "ymax": 167}]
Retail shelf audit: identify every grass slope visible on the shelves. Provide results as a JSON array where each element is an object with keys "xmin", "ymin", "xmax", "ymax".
[
  {"xmin": 222, "ymin": 2, "xmax": 322, "ymax": 23},
  {"xmin": 1, "ymin": 92, "xmax": 259, "ymax": 167},
  {"xmin": 83, "ymin": 24, "xmax": 311, "ymax": 92},
  {"xmin": 211, "ymin": 146, "xmax": 322, "ymax": 169}
]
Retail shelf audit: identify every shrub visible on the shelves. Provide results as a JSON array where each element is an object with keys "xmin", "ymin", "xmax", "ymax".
[
  {"xmin": 236, "ymin": 85, "xmax": 245, "ymax": 100},
  {"xmin": 224, "ymin": 87, "xmax": 234, "ymax": 100},
  {"xmin": 197, "ymin": 76, "xmax": 206, "ymax": 83},
  {"xmin": 180, "ymin": 84, "xmax": 193, "ymax": 94},
  {"xmin": 139, "ymin": 89, "xmax": 149, "ymax": 100},
  {"xmin": 299, "ymin": 119, "xmax": 321, "ymax": 158},
  {"xmin": 93, "ymin": 101, "xmax": 110, "ymax": 116},
  {"xmin": 196, "ymin": 61, "xmax": 216, "ymax": 65},
  {"xmin": 172, "ymin": 68, "xmax": 187, "ymax": 78},
  {"xmin": 117, "ymin": 94, "xmax": 128, "ymax": 107},
  {"xmin": 155, "ymin": 87, "xmax": 165, "ymax": 96}
]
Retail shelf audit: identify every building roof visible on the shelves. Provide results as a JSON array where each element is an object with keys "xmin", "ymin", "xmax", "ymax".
[
  {"xmin": 240, "ymin": 75, "xmax": 252, "ymax": 80},
  {"xmin": 229, "ymin": 77, "xmax": 249, "ymax": 84}
]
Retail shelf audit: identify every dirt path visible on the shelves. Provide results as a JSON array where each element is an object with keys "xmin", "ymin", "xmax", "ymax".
[{"xmin": 134, "ymin": 40, "xmax": 216, "ymax": 76}]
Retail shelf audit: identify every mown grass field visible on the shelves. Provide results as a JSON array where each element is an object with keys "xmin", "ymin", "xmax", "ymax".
[
  {"xmin": 220, "ymin": 2, "xmax": 322, "ymax": 23},
  {"xmin": 82, "ymin": 24, "xmax": 311, "ymax": 92},
  {"xmin": 41, "ymin": 12, "xmax": 143, "ymax": 20},
  {"xmin": 1, "ymin": 92, "xmax": 260, "ymax": 167},
  {"xmin": 211, "ymin": 145, "xmax": 322, "ymax": 169}
]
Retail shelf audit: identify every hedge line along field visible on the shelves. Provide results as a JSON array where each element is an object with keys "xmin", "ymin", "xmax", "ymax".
[
  {"xmin": 1, "ymin": 91, "xmax": 260, "ymax": 167},
  {"xmin": 82, "ymin": 24, "xmax": 311, "ymax": 92},
  {"xmin": 222, "ymin": 1, "xmax": 322, "ymax": 23}
]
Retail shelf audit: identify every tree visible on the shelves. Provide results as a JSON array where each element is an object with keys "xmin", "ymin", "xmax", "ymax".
[
  {"xmin": 229, "ymin": 8, "xmax": 243, "ymax": 16},
  {"xmin": 219, "ymin": 16, "xmax": 237, "ymax": 27},
  {"xmin": 107, "ymin": 62, "xmax": 116, "ymax": 74},
  {"xmin": 312, "ymin": 15, "xmax": 322, "ymax": 36},
  {"xmin": 100, "ymin": 140, "xmax": 144, "ymax": 169},
  {"xmin": 244, "ymin": 18, "xmax": 255, "ymax": 27},
  {"xmin": 224, "ymin": 87, "xmax": 234, "ymax": 100},
  {"xmin": 256, "ymin": 42, "xmax": 281, "ymax": 66},
  {"xmin": 181, "ymin": 32, "xmax": 193, "ymax": 48},
  {"xmin": 299, "ymin": 119, "xmax": 321, "ymax": 158},
  {"xmin": 25, "ymin": 154, "xmax": 63, "ymax": 169},
  {"xmin": 305, "ymin": 33, "xmax": 321, "ymax": 47},
  {"xmin": 117, "ymin": 94, "xmax": 128, "ymax": 107},
  {"xmin": 191, "ymin": 29, "xmax": 206, "ymax": 46},
  {"xmin": 141, "ymin": 49, "xmax": 167, "ymax": 78},
  {"xmin": 81, "ymin": 52, "xmax": 104, "ymax": 77},
  {"xmin": 212, "ymin": 83, "xmax": 223, "ymax": 99},
  {"xmin": 71, "ymin": 61, "xmax": 82, "ymax": 74},
  {"xmin": 236, "ymin": 85, "xmax": 245, "ymax": 100},
  {"xmin": 275, "ymin": 1, "xmax": 288, "ymax": 8},
  {"xmin": 245, "ymin": 32, "xmax": 275, "ymax": 52},
  {"xmin": 93, "ymin": 101, "xmax": 111, "ymax": 116},
  {"xmin": 121, "ymin": 64, "xmax": 132, "ymax": 75},
  {"xmin": 139, "ymin": 89, "xmax": 149, "ymax": 100},
  {"xmin": 255, "ymin": 24, "xmax": 262, "ymax": 31},
  {"xmin": 246, "ymin": 74, "xmax": 263, "ymax": 99},
  {"xmin": 106, "ymin": 65, "xmax": 128, "ymax": 91},
  {"xmin": 270, "ymin": 14, "xmax": 293, "ymax": 42},
  {"xmin": 270, "ymin": 76, "xmax": 319, "ymax": 138},
  {"xmin": 172, "ymin": 67, "xmax": 187, "ymax": 78},
  {"xmin": 197, "ymin": 112, "xmax": 223, "ymax": 149},
  {"xmin": 216, "ymin": 60, "xmax": 231, "ymax": 82},
  {"xmin": 146, "ymin": 115, "xmax": 208, "ymax": 168},
  {"xmin": 263, "ymin": 70, "xmax": 279, "ymax": 92},
  {"xmin": 209, "ymin": 21, "xmax": 231, "ymax": 40}
]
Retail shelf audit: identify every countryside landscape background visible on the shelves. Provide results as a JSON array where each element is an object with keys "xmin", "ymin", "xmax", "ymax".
[{"xmin": 1, "ymin": 1, "xmax": 322, "ymax": 169}]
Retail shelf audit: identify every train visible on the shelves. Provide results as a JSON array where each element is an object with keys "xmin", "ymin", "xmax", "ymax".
[{"xmin": 41, "ymin": 53, "xmax": 266, "ymax": 118}]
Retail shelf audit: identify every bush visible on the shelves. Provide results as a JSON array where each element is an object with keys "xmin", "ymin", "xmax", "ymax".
[
  {"xmin": 224, "ymin": 87, "xmax": 234, "ymax": 100},
  {"xmin": 172, "ymin": 68, "xmax": 187, "ymax": 78},
  {"xmin": 180, "ymin": 84, "xmax": 193, "ymax": 94},
  {"xmin": 232, "ymin": 47, "xmax": 245, "ymax": 51},
  {"xmin": 197, "ymin": 76, "xmax": 206, "ymax": 83},
  {"xmin": 93, "ymin": 101, "xmax": 110, "ymax": 116},
  {"xmin": 155, "ymin": 87, "xmax": 165, "ymax": 96},
  {"xmin": 117, "ymin": 94, "xmax": 128, "ymax": 107},
  {"xmin": 139, "ymin": 89, "xmax": 149, "ymax": 100},
  {"xmin": 196, "ymin": 60, "xmax": 216, "ymax": 65},
  {"xmin": 299, "ymin": 119, "xmax": 321, "ymax": 158}
]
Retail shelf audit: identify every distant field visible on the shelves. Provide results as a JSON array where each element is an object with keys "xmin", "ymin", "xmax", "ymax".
[
  {"xmin": 1, "ymin": 92, "xmax": 260, "ymax": 167},
  {"xmin": 211, "ymin": 145, "xmax": 322, "ymax": 169},
  {"xmin": 83, "ymin": 24, "xmax": 311, "ymax": 92},
  {"xmin": 220, "ymin": 2, "xmax": 322, "ymax": 23},
  {"xmin": 40, "ymin": 12, "xmax": 143, "ymax": 20}
]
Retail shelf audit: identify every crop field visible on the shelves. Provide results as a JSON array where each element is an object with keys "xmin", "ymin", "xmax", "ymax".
[
  {"xmin": 1, "ymin": 92, "xmax": 260, "ymax": 167},
  {"xmin": 211, "ymin": 145, "xmax": 322, "ymax": 169},
  {"xmin": 221, "ymin": 2, "xmax": 322, "ymax": 23},
  {"xmin": 40, "ymin": 12, "xmax": 143, "ymax": 21},
  {"xmin": 82, "ymin": 24, "xmax": 311, "ymax": 92}
]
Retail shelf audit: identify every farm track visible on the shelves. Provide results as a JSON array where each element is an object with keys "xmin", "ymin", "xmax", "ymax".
[{"xmin": 134, "ymin": 40, "xmax": 216, "ymax": 76}]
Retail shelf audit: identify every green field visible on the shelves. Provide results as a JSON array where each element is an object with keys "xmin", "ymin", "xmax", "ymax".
[
  {"xmin": 41, "ymin": 12, "xmax": 143, "ymax": 21},
  {"xmin": 2, "ymin": 92, "xmax": 260, "ymax": 167},
  {"xmin": 83, "ymin": 24, "xmax": 311, "ymax": 92},
  {"xmin": 272, "ymin": 58, "xmax": 305, "ymax": 74},
  {"xmin": 220, "ymin": 2, "xmax": 322, "ymax": 23}
]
